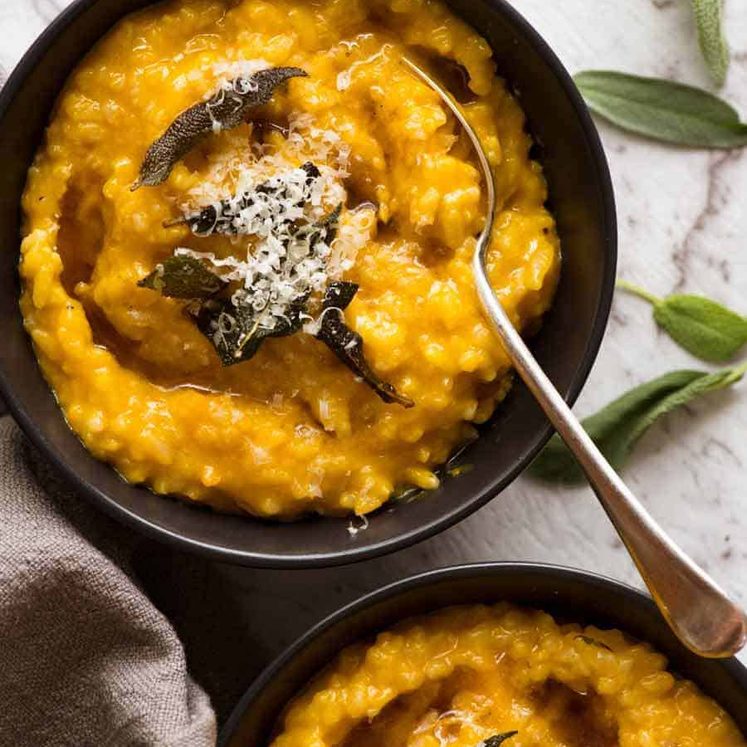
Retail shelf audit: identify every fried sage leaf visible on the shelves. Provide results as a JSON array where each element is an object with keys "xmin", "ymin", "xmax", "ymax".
[
  {"xmin": 189, "ymin": 294, "xmax": 307, "ymax": 367},
  {"xmin": 576, "ymin": 634, "xmax": 613, "ymax": 652},
  {"xmin": 137, "ymin": 255, "xmax": 226, "ymax": 298},
  {"xmin": 574, "ymin": 70, "xmax": 747, "ymax": 148},
  {"xmin": 529, "ymin": 365, "xmax": 747, "ymax": 484},
  {"xmin": 132, "ymin": 67, "xmax": 307, "ymax": 190},
  {"xmin": 316, "ymin": 281, "xmax": 414, "ymax": 408},
  {"xmin": 144, "ymin": 203, "xmax": 341, "ymax": 366},
  {"xmin": 617, "ymin": 279, "xmax": 747, "ymax": 362},
  {"xmin": 303, "ymin": 202, "xmax": 341, "ymax": 247},
  {"xmin": 692, "ymin": 0, "xmax": 730, "ymax": 87},
  {"xmin": 165, "ymin": 162, "xmax": 321, "ymax": 235},
  {"xmin": 481, "ymin": 733, "xmax": 518, "ymax": 747}
]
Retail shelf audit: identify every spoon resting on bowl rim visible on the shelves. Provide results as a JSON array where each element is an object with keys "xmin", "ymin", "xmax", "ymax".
[{"xmin": 402, "ymin": 55, "xmax": 747, "ymax": 659}]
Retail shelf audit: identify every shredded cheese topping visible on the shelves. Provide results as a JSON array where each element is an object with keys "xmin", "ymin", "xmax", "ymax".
[
  {"xmin": 177, "ymin": 104, "xmax": 376, "ymax": 335},
  {"xmin": 212, "ymin": 58, "xmax": 272, "ymax": 87},
  {"xmin": 177, "ymin": 167, "xmax": 335, "ymax": 332}
]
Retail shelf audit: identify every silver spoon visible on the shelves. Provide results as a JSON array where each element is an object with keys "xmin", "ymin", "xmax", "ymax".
[{"xmin": 403, "ymin": 56, "xmax": 747, "ymax": 658}]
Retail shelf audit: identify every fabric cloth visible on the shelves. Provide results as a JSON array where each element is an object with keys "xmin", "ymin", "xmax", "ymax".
[{"xmin": 0, "ymin": 416, "xmax": 217, "ymax": 746}]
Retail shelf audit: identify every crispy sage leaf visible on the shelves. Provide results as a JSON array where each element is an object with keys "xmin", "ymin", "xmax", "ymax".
[
  {"xmin": 481, "ymin": 732, "xmax": 518, "ymax": 747},
  {"xmin": 137, "ymin": 255, "xmax": 226, "ymax": 298},
  {"xmin": 529, "ymin": 365, "xmax": 747, "ymax": 484},
  {"xmin": 618, "ymin": 280, "xmax": 747, "ymax": 362},
  {"xmin": 692, "ymin": 0, "xmax": 729, "ymax": 87},
  {"xmin": 576, "ymin": 634, "xmax": 613, "ymax": 652},
  {"xmin": 320, "ymin": 280, "xmax": 358, "ymax": 311},
  {"xmin": 317, "ymin": 282, "xmax": 414, "ymax": 408},
  {"xmin": 165, "ymin": 162, "xmax": 321, "ymax": 235},
  {"xmin": 303, "ymin": 202, "xmax": 341, "ymax": 247},
  {"xmin": 574, "ymin": 70, "xmax": 747, "ymax": 148},
  {"xmin": 132, "ymin": 67, "xmax": 307, "ymax": 190},
  {"xmin": 189, "ymin": 295, "xmax": 306, "ymax": 367},
  {"xmin": 150, "ymin": 205, "xmax": 342, "ymax": 366}
]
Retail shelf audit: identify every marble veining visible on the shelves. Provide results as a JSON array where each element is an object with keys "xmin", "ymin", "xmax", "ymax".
[{"xmin": 1, "ymin": 0, "xmax": 745, "ymax": 687}]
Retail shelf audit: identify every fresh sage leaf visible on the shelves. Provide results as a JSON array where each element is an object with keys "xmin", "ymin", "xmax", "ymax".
[
  {"xmin": 574, "ymin": 70, "xmax": 747, "ymax": 148},
  {"xmin": 132, "ymin": 67, "xmax": 307, "ymax": 189},
  {"xmin": 137, "ymin": 255, "xmax": 226, "ymax": 299},
  {"xmin": 316, "ymin": 282, "xmax": 414, "ymax": 408},
  {"xmin": 618, "ymin": 280, "xmax": 747, "ymax": 362},
  {"xmin": 692, "ymin": 0, "xmax": 729, "ymax": 87},
  {"xmin": 529, "ymin": 365, "xmax": 747, "ymax": 484},
  {"xmin": 481, "ymin": 732, "xmax": 518, "ymax": 747}
]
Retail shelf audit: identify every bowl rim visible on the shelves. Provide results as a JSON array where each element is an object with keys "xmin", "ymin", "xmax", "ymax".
[
  {"xmin": 218, "ymin": 562, "xmax": 747, "ymax": 744},
  {"xmin": 0, "ymin": 0, "xmax": 617, "ymax": 568}
]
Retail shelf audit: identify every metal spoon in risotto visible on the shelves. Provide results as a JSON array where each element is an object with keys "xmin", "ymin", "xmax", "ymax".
[{"xmin": 402, "ymin": 56, "xmax": 747, "ymax": 658}]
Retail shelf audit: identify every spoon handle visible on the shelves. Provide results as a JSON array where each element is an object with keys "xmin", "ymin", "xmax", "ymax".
[
  {"xmin": 472, "ymin": 257, "xmax": 747, "ymax": 658},
  {"xmin": 401, "ymin": 54, "xmax": 747, "ymax": 658}
]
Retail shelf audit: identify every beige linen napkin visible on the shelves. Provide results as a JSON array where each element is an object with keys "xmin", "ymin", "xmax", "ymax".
[{"xmin": 0, "ymin": 414, "xmax": 217, "ymax": 746}]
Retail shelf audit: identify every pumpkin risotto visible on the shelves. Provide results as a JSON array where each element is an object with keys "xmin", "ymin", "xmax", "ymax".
[
  {"xmin": 271, "ymin": 604, "xmax": 746, "ymax": 746},
  {"xmin": 20, "ymin": 0, "xmax": 560, "ymax": 517}
]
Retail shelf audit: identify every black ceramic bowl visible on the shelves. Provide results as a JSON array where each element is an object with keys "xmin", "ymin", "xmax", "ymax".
[
  {"xmin": 0, "ymin": 0, "xmax": 616, "ymax": 566},
  {"xmin": 220, "ymin": 563, "xmax": 747, "ymax": 745}
]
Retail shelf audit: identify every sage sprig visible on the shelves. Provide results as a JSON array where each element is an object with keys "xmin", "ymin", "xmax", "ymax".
[
  {"xmin": 529, "ymin": 364, "xmax": 747, "ymax": 484},
  {"xmin": 574, "ymin": 71, "xmax": 747, "ymax": 148},
  {"xmin": 691, "ymin": 0, "xmax": 729, "ymax": 87},
  {"xmin": 618, "ymin": 280, "xmax": 747, "ymax": 362}
]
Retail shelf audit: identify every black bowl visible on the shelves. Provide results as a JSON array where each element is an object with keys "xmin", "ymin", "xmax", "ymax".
[
  {"xmin": 0, "ymin": 0, "xmax": 616, "ymax": 566},
  {"xmin": 219, "ymin": 563, "xmax": 747, "ymax": 745}
]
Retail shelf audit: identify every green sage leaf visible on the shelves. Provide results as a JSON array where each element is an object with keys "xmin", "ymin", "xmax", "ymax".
[
  {"xmin": 138, "ymin": 255, "xmax": 226, "ymax": 299},
  {"xmin": 692, "ymin": 0, "xmax": 730, "ymax": 87},
  {"xmin": 481, "ymin": 733, "xmax": 518, "ymax": 747},
  {"xmin": 574, "ymin": 70, "xmax": 747, "ymax": 148},
  {"xmin": 618, "ymin": 280, "xmax": 747, "ymax": 362},
  {"xmin": 529, "ymin": 365, "xmax": 747, "ymax": 484}
]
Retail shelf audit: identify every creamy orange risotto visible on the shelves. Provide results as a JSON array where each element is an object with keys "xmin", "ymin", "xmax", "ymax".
[
  {"xmin": 20, "ymin": 0, "xmax": 559, "ymax": 517},
  {"xmin": 272, "ymin": 604, "xmax": 746, "ymax": 746}
]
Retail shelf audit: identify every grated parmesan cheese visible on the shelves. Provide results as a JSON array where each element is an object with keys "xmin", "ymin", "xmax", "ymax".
[
  {"xmin": 212, "ymin": 58, "xmax": 272, "ymax": 89},
  {"xmin": 176, "ymin": 166, "xmax": 336, "ymax": 334},
  {"xmin": 335, "ymin": 47, "xmax": 391, "ymax": 92},
  {"xmin": 347, "ymin": 514, "xmax": 369, "ymax": 537},
  {"xmin": 177, "ymin": 106, "xmax": 375, "ymax": 336}
]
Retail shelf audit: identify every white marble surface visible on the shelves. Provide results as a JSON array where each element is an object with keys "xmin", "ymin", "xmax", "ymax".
[{"xmin": 2, "ymin": 0, "xmax": 746, "ymax": 712}]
